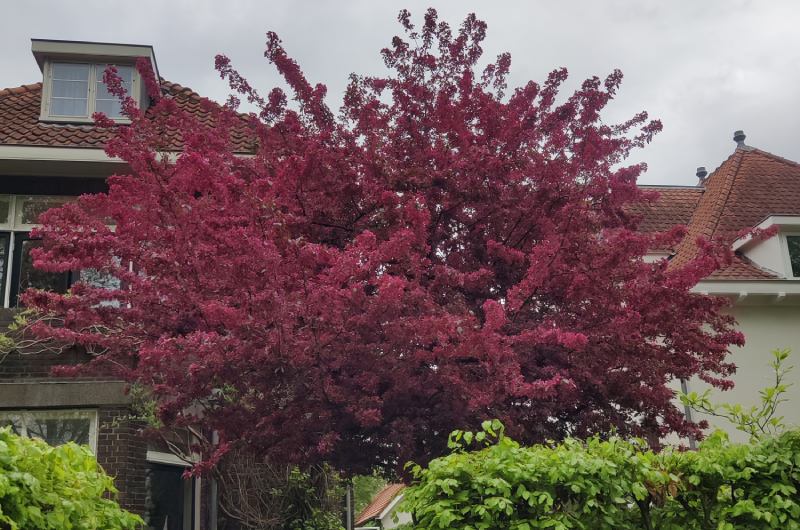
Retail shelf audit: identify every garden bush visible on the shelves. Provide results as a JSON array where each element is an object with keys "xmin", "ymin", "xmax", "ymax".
[
  {"xmin": 403, "ymin": 420, "xmax": 800, "ymax": 529},
  {"xmin": 0, "ymin": 427, "xmax": 142, "ymax": 529}
]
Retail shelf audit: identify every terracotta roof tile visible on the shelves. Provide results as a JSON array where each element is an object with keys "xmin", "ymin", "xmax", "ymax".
[
  {"xmin": 0, "ymin": 79, "xmax": 256, "ymax": 153},
  {"xmin": 629, "ymin": 186, "xmax": 703, "ymax": 234},
  {"xmin": 355, "ymin": 483, "xmax": 405, "ymax": 526}
]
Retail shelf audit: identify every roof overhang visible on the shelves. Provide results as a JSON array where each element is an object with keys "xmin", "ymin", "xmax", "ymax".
[
  {"xmin": 31, "ymin": 39, "xmax": 159, "ymax": 80},
  {"xmin": 694, "ymin": 279, "xmax": 800, "ymax": 304},
  {"xmin": 0, "ymin": 145, "xmax": 124, "ymax": 178}
]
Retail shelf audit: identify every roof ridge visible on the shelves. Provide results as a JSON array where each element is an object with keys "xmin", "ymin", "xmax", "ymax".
[
  {"xmin": 706, "ymin": 149, "xmax": 745, "ymax": 241},
  {"xmin": 0, "ymin": 82, "xmax": 42, "ymax": 98},
  {"xmin": 748, "ymin": 147, "xmax": 800, "ymax": 169},
  {"xmin": 160, "ymin": 78, "xmax": 204, "ymax": 102}
]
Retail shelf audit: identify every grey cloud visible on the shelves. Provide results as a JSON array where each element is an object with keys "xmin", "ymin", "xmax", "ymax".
[{"xmin": 2, "ymin": 0, "xmax": 798, "ymax": 185}]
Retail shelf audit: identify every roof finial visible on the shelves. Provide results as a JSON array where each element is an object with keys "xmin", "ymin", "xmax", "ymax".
[
  {"xmin": 696, "ymin": 166, "xmax": 708, "ymax": 186},
  {"xmin": 733, "ymin": 130, "xmax": 746, "ymax": 148}
]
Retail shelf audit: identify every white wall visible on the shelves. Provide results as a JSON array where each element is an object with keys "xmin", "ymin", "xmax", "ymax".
[
  {"xmin": 686, "ymin": 303, "xmax": 800, "ymax": 442},
  {"xmin": 381, "ymin": 510, "xmax": 412, "ymax": 529},
  {"xmin": 741, "ymin": 235, "xmax": 786, "ymax": 277}
]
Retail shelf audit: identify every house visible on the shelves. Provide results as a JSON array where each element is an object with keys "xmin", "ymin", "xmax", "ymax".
[
  {"xmin": 355, "ymin": 484, "xmax": 411, "ymax": 529},
  {"xmin": 0, "ymin": 38, "xmax": 258, "ymax": 530},
  {"xmin": 634, "ymin": 131, "xmax": 800, "ymax": 440}
]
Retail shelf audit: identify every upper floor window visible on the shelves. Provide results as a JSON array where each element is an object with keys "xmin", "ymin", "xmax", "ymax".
[
  {"xmin": 42, "ymin": 62, "xmax": 134, "ymax": 121},
  {"xmin": 786, "ymin": 235, "xmax": 800, "ymax": 278}
]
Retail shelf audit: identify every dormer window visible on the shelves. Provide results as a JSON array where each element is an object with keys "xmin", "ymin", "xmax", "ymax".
[
  {"xmin": 32, "ymin": 39, "xmax": 160, "ymax": 124},
  {"xmin": 786, "ymin": 235, "xmax": 800, "ymax": 278},
  {"xmin": 43, "ymin": 62, "xmax": 134, "ymax": 121}
]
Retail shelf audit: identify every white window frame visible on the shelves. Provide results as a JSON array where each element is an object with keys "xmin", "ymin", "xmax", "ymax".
[
  {"xmin": 40, "ymin": 60, "xmax": 138, "ymax": 123},
  {"xmin": 0, "ymin": 409, "xmax": 98, "ymax": 452},
  {"xmin": 781, "ymin": 232, "xmax": 800, "ymax": 279},
  {"xmin": 0, "ymin": 194, "xmax": 76, "ymax": 307}
]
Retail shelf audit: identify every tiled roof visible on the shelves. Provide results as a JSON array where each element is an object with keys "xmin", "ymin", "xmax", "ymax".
[
  {"xmin": 355, "ymin": 483, "xmax": 405, "ymax": 526},
  {"xmin": 629, "ymin": 186, "xmax": 703, "ymax": 234},
  {"xmin": 643, "ymin": 146, "xmax": 800, "ymax": 280},
  {"xmin": 0, "ymin": 80, "xmax": 255, "ymax": 153}
]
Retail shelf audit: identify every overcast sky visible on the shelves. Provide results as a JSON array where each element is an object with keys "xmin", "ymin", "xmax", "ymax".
[{"xmin": 2, "ymin": 0, "xmax": 799, "ymax": 185}]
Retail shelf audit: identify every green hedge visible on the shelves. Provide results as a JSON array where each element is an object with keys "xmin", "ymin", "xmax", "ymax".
[
  {"xmin": 403, "ymin": 421, "xmax": 800, "ymax": 529},
  {"xmin": 0, "ymin": 427, "xmax": 142, "ymax": 529}
]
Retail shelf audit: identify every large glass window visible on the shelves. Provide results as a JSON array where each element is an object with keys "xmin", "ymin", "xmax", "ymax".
[
  {"xmin": 788, "ymin": 236, "xmax": 800, "ymax": 277},
  {"xmin": 47, "ymin": 62, "xmax": 134, "ymax": 120},
  {"xmin": 0, "ymin": 410, "xmax": 97, "ymax": 452}
]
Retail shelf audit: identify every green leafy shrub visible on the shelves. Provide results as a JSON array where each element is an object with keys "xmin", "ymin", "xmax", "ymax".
[
  {"xmin": 0, "ymin": 427, "xmax": 142, "ymax": 529},
  {"xmin": 403, "ymin": 420, "xmax": 800, "ymax": 529}
]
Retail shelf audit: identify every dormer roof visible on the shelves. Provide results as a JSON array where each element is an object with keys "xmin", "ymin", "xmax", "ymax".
[{"xmin": 31, "ymin": 39, "xmax": 160, "ymax": 81}]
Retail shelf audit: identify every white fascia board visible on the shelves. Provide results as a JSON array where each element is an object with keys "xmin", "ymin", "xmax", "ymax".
[
  {"xmin": 0, "ymin": 145, "xmax": 122, "ymax": 163},
  {"xmin": 693, "ymin": 280, "xmax": 800, "ymax": 296},
  {"xmin": 0, "ymin": 145, "xmax": 252, "ymax": 164},
  {"xmin": 31, "ymin": 39, "xmax": 159, "ymax": 79},
  {"xmin": 732, "ymin": 215, "xmax": 800, "ymax": 251}
]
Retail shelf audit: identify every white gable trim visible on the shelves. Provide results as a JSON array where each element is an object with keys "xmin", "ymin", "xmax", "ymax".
[{"xmin": 378, "ymin": 492, "xmax": 405, "ymax": 521}]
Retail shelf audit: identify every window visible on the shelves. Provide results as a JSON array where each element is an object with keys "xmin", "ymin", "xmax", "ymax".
[
  {"xmin": 44, "ymin": 62, "xmax": 134, "ymax": 121},
  {"xmin": 0, "ymin": 409, "xmax": 98, "ymax": 452},
  {"xmin": 0, "ymin": 195, "xmax": 118, "ymax": 307},
  {"xmin": 0, "ymin": 195, "xmax": 75, "ymax": 306},
  {"xmin": 787, "ymin": 236, "xmax": 800, "ymax": 277}
]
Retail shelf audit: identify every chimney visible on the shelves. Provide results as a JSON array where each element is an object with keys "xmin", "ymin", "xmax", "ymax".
[
  {"xmin": 733, "ymin": 130, "xmax": 747, "ymax": 147},
  {"xmin": 696, "ymin": 166, "xmax": 708, "ymax": 185}
]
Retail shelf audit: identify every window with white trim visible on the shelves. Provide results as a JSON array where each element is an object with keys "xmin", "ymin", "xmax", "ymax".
[
  {"xmin": 783, "ymin": 234, "xmax": 800, "ymax": 278},
  {"xmin": 0, "ymin": 195, "xmax": 75, "ymax": 307},
  {"xmin": 0, "ymin": 409, "xmax": 98, "ymax": 452},
  {"xmin": 43, "ymin": 62, "xmax": 135, "ymax": 121}
]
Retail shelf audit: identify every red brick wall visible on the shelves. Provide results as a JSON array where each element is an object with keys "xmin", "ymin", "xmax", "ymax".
[{"xmin": 96, "ymin": 407, "xmax": 149, "ymax": 516}]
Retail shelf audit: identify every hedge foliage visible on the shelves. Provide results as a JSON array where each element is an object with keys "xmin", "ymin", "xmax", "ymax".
[
  {"xmin": 403, "ymin": 421, "xmax": 800, "ymax": 530},
  {"xmin": 0, "ymin": 427, "xmax": 142, "ymax": 529}
]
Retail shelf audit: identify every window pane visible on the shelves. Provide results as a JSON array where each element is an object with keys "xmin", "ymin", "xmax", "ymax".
[
  {"xmin": 0, "ymin": 197, "xmax": 12, "ymax": 226},
  {"xmin": 80, "ymin": 267, "xmax": 121, "ymax": 291},
  {"xmin": 0, "ymin": 233, "xmax": 9, "ymax": 286},
  {"xmin": 95, "ymin": 65, "xmax": 133, "ymax": 118},
  {"xmin": 50, "ymin": 64, "xmax": 89, "ymax": 117},
  {"xmin": 17, "ymin": 196, "xmax": 69, "ymax": 226},
  {"xmin": 50, "ymin": 97, "xmax": 88, "ymax": 117},
  {"xmin": 95, "ymin": 98, "xmax": 123, "ymax": 117},
  {"xmin": 0, "ymin": 415, "xmax": 24, "ymax": 436},
  {"xmin": 25, "ymin": 416, "xmax": 90, "ymax": 446},
  {"xmin": 17, "ymin": 240, "xmax": 70, "ymax": 295},
  {"xmin": 52, "ymin": 63, "xmax": 90, "ymax": 81},
  {"xmin": 788, "ymin": 236, "xmax": 800, "ymax": 277},
  {"xmin": 52, "ymin": 79, "xmax": 90, "ymax": 99}
]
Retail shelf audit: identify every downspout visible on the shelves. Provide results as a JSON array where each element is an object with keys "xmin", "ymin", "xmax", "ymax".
[{"xmin": 680, "ymin": 378, "xmax": 697, "ymax": 450}]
